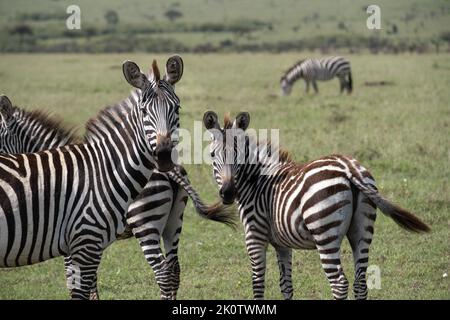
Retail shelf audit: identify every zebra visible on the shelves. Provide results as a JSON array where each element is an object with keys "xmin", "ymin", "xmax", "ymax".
[
  {"xmin": 280, "ymin": 56, "xmax": 352, "ymax": 95},
  {"xmin": 0, "ymin": 94, "xmax": 78, "ymax": 153},
  {"xmin": 202, "ymin": 111, "xmax": 430, "ymax": 300},
  {"xmin": 1, "ymin": 90, "xmax": 234, "ymax": 300},
  {"xmin": 0, "ymin": 57, "xmax": 233, "ymax": 300}
]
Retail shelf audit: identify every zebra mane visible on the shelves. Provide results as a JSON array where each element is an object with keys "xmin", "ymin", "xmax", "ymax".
[
  {"xmin": 84, "ymin": 88, "xmax": 140, "ymax": 140},
  {"xmin": 281, "ymin": 59, "xmax": 305, "ymax": 82},
  {"xmin": 223, "ymin": 113, "xmax": 233, "ymax": 129},
  {"xmin": 255, "ymin": 137, "xmax": 293, "ymax": 163},
  {"xmin": 222, "ymin": 113, "xmax": 293, "ymax": 164},
  {"xmin": 14, "ymin": 106, "xmax": 80, "ymax": 143}
]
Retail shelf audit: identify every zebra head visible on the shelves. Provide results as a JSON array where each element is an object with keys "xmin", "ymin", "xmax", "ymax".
[
  {"xmin": 0, "ymin": 95, "xmax": 15, "ymax": 151},
  {"xmin": 203, "ymin": 111, "xmax": 250, "ymax": 205},
  {"xmin": 122, "ymin": 56, "xmax": 183, "ymax": 172},
  {"xmin": 280, "ymin": 76, "xmax": 292, "ymax": 96}
]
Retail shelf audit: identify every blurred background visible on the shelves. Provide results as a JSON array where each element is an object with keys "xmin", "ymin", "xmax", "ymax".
[{"xmin": 0, "ymin": 0, "xmax": 449, "ymax": 54}]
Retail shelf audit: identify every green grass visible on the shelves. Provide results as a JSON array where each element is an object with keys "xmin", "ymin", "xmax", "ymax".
[{"xmin": 0, "ymin": 52, "xmax": 449, "ymax": 299}]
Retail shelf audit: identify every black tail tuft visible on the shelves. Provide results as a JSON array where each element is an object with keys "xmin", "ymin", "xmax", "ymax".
[{"xmin": 381, "ymin": 200, "xmax": 431, "ymax": 233}]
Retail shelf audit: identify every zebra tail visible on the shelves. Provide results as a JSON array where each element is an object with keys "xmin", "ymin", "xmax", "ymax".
[
  {"xmin": 348, "ymin": 174, "xmax": 430, "ymax": 233},
  {"xmin": 168, "ymin": 167, "xmax": 237, "ymax": 229},
  {"xmin": 347, "ymin": 71, "xmax": 353, "ymax": 93}
]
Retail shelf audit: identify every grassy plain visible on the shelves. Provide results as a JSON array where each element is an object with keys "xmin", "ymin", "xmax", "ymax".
[
  {"xmin": 1, "ymin": 0, "xmax": 449, "ymax": 52},
  {"xmin": 0, "ymin": 53, "xmax": 449, "ymax": 299}
]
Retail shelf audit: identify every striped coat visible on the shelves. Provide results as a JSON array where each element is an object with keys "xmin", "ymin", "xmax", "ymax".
[
  {"xmin": 203, "ymin": 111, "xmax": 430, "ymax": 300},
  {"xmin": 280, "ymin": 56, "xmax": 352, "ymax": 95},
  {"xmin": 0, "ymin": 58, "xmax": 233, "ymax": 299}
]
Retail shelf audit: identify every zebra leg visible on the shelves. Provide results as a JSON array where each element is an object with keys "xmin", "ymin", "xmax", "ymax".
[
  {"xmin": 127, "ymin": 172, "xmax": 174, "ymax": 299},
  {"xmin": 244, "ymin": 235, "xmax": 268, "ymax": 299},
  {"xmin": 305, "ymin": 80, "xmax": 310, "ymax": 93},
  {"xmin": 162, "ymin": 183, "xmax": 188, "ymax": 300},
  {"xmin": 347, "ymin": 193, "xmax": 377, "ymax": 300},
  {"xmin": 67, "ymin": 245, "xmax": 103, "ymax": 300},
  {"xmin": 65, "ymin": 255, "xmax": 99, "ymax": 300},
  {"xmin": 312, "ymin": 81, "xmax": 318, "ymax": 93},
  {"xmin": 339, "ymin": 76, "xmax": 345, "ymax": 94},
  {"xmin": 307, "ymin": 200, "xmax": 352, "ymax": 299},
  {"xmin": 89, "ymin": 273, "xmax": 99, "ymax": 300},
  {"xmin": 64, "ymin": 255, "xmax": 74, "ymax": 298},
  {"xmin": 275, "ymin": 247, "xmax": 293, "ymax": 300},
  {"xmin": 316, "ymin": 245, "xmax": 348, "ymax": 300}
]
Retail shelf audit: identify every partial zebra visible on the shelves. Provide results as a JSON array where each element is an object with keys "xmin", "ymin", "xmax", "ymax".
[
  {"xmin": 0, "ymin": 57, "xmax": 233, "ymax": 300},
  {"xmin": 280, "ymin": 56, "xmax": 352, "ymax": 95},
  {"xmin": 0, "ymin": 95, "xmax": 78, "ymax": 153},
  {"xmin": 202, "ymin": 111, "xmax": 430, "ymax": 300}
]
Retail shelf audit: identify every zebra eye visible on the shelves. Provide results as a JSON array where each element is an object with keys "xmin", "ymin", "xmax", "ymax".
[{"xmin": 211, "ymin": 151, "xmax": 215, "ymax": 158}]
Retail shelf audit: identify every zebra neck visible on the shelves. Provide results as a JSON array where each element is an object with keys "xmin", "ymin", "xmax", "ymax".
[
  {"xmin": 83, "ymin": 103, "xmax": 155, "ymax": 193},
  {"xmin": 235, "ymin": 156, "xmax": 283, "ymax": 207},
  {"xmin": 13, "ymin": 109, "xmax": 75, "ymax": 153},
  {"xmin": 285, "ymin": 64, "xmax": 303, "ymax": 84}
]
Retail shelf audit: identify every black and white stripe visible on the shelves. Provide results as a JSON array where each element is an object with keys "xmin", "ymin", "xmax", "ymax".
[
  {"xmin": 0, "ymin": 57, "xmax": 232, "ymax": 300},
  {"xmin": 0, "ymin": 95, "xmax": 78, "ymax": 154},
  {"xmin": 203, "ymin": 111, "xmax": 430, "ymax": 300},
  {"xmin": 280, "ymin": 56, "xmax": 352, "ymax": 95}
]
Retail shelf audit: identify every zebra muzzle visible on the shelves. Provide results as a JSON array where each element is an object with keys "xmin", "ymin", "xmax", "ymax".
[
  {"xmin": 154, "ymin": 135, "xmax": 176, "ymax": 172},
  {"xmin": 220, "ymin": 180, "xmax": 237, "ymax": 205}
]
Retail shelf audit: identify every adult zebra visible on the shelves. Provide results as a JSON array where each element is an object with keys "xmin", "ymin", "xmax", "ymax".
[
  {"xmin": 280, "ymin": 56, "xmax": 352, "ymax": 95},
  {"xmin": 0, "ymin": 57, "xmax": 233, "ymax": 300},
  {"xmin": 202, "ymin": 111, "xmax": 430, "ymax": 300},
  {"xmin": 1, "ymin": 88, "xmax": 234, "ymax": 300},
  {"xmin": 0, "ymin": 95, "xmax": 79, "ymax": 152}
]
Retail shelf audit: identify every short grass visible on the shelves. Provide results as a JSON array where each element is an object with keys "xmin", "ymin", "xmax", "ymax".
[
  {"xmin": 1, "ymin": 1, "xmax": 449, "ymax": 52},
  {"xmin": 0, "ymin": 52, "xmax": 449, "ymax": 299}
]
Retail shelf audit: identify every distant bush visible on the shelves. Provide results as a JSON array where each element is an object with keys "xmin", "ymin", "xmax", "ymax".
[
  {"xmin": 9, "ymin": 24, "xmax": 33, "ymax": 36},
  {"xmin": 165, "ymin": 8, "xmax": 183, "ymax": 21},
  {"xmin": 105, "ymin": 10, "xmax": 119, "ymax": 26},
  {"xmin": 337, "ymin": 22, "xmax": 346, "ymax": 30},
  {"xmin": 18, "ymin": 12, "xmax": 66, "ymax": 22},
  {"xmin": 439, "ymin": 31, "xmax": 450, "ymax": 42}
]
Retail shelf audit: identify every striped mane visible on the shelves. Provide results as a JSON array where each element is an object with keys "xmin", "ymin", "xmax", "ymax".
[
  {"xmin": 15, "ymin": 106, "xmax": 79, "ymax": 144},
  {"xmin": 84, "ymin": 89, "xmax": 139, "ymax": 141},
  {"xmin": 281, "ymin": 59, "xmax": 305, "ymax": 81},
  {"xmin": 223, "ymin": 113, "xmax": 293, "ymax": 164},
  {"xmin": 255, "ymin": 138, "xmax": 293, "ymax": 164}
]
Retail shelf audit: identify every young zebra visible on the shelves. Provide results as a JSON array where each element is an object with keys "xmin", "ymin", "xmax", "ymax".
[
  {"xmin": 280, "ymin": 56, "xmax": 352, "ymax": 95},
  {"xmin": 0, "ymin": 58, "xmax": 233, "ymax": 300},
  {"xmin": 202, "ymin": 111, "xmax": 430, "ymax": 300}
]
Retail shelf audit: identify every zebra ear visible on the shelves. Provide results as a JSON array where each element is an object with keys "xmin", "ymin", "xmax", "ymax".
[
  {"xmin": 164, "ymin": 55, "xmax": 184, "ymax": 86},
  {"xmin": 234, "ymin": 112, "xmax": 250, "ymax": 131},
  {"xmin": 203, "ymin": 111, "xmax": 219, "ymax": 131},
  {"xmin": 122, "ymin": 61, "xmax": 149, "ymax": 90},
  {"xmin": 0, "ymin": 94, "xmax": 13, "ymax": 120}
]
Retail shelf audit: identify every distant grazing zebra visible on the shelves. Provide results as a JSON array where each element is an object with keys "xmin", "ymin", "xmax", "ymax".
[
  {"xmin": 280, "ymin": 56, "xmax": 352, "ymax": 95},
  {"xmin": 202, "ymin": 111, "xmax": 430, "ymax": 300},
  {"xmin": 0, "ymin": 57, "xmax": 233, "ymax": 300}
]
